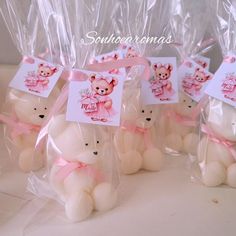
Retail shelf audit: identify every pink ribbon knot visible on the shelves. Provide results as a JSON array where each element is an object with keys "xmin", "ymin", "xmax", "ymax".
[
  {"xmin": 201, "ymin": 124, "xmax": 236, "ymax": 160},
  {"xmin": 0, "ymin": 114, "xmax": 40, "ymax": 138},
  {"xmin": 121, "ymin": 121, "xmax": 153, "ymax": 148},
  {"xmin": 166, "ymin": 110, "xmax": 196, "ymax": 127},
  {"xmin": 55, "ymin": 157, "xmax": 104, "ymax": 182}
]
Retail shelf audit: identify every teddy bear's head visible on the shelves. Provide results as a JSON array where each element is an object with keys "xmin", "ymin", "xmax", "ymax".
[
  {"xmin": 10, "ymin": 86, "xmax": 60, "ymax": 126},
  {"xmin": 207, "ymin": 98, "xmax": 236, "ymax": 141},
  {"xmin": 48, "ymin": 114, "xmax": 110, "ymax": 164},
  {"xmin": 121, "ymin": 89, "xmax": 159, "ymax": 129},
  {"xmin": 173, "ymin": 92, "xmax": 197, "ymax": 117},
  {"xmin": 153, "ymin": 63, "xmax": 172, "ymax": 81},
  {"xmin": 90, "ymin": 74, "xmax": 118, "ymax": 96},
  {"xmin": 37, "ymin": 63, "xmax": 57, "ymax": 77},
  {"xmin": 193, "ymin": 68, "xmax": 211, "ymax": 83}
]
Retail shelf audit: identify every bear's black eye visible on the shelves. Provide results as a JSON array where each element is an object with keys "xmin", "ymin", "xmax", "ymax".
[
  {"xmin": 165, "ymin": 74, "xmax": 167, "ymax": 76},
  {"xmin": 159, "ymin": 73, "xmax": 161, "ymax": 76},
  {"xmin": 41, "ymin": 71, "xmax": 44, "ymax": 73},
  {"xmin": 34, "ymin": 108, "xmax": 37, "ymax": 110},
  {"xmin": 105, "ymin": 88, "xmax": 108, "ymax": 91},
  {"xmin": 85, "ymin": 143, "xmax": 88, "ymax": 146},
  {"xmin": 96, "ymin": 87, "xmax": 99, "ymax": 90},
  {"xmin": 141, "ymin": 110, "xmax": 145, "ymax": 113},
  {"xmin": 150, "ymin": 110, "xmax": 152, "ymax": 113},
  {"xmin": 97, "ymin": 141, "xmax": 99, "ymax": 144},
  {"xmin": 44, "ymin": 107, "xmax": 47, "ymax": 110}
]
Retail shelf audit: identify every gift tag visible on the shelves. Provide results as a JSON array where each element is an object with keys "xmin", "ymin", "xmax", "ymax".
[
  {"xmin": 9, "ymin": 57, "xmax": 63, "ymax": 98},
  {"xmin": 66, "ymin": 70, "xmax": 124, "ymax": 126},
  {"xmin": 91, "ymin": 50, "xmax": 126, "ymax": 77},
  {"xmin": 205, "ymin": 53, "xmax": 236, "ymax": 107},
  {"xmin": 193, "ymin": 55, "xmax": 210, "ymax": 70},
  {"xmin": 178, "ymin": 58, "xmax": 213, "ymax": 102},
  {"xmin": 141, "ymin": 57, "xmax": 178, "ymax": 105}
]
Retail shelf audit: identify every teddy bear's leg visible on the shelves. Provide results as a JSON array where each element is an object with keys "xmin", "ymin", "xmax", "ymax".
[
  {"xmin": 92, "ymin": 182, "xmax": 117, "ymax": 211},
  {"xmin": 226, "ymin": 163, "xmax": 236, "ymax": 188},
  {"xmin": 183, "ymin": 132, "xmax": 199, "ymax": 155},
  {"xmin": 165, "ymin": 133, "xmax": 183, "ymax": 153},
  {"xmin": 202, "ymin": 161, "xmax": 226, "ymax": 187},
  {"xmin": 119, "ymin": 151, "xmax": 142, "ymax": 174},
  {"xmin": 65, "ymin": 190, "xmax": 93, "ymax": 222},
  {"xmin": 142, "ymin": 147, "xmax": 164, "ymax": 171},
  {"xmin": 18, "ymin": 148, "xmax": 44, "ymax": 172}
]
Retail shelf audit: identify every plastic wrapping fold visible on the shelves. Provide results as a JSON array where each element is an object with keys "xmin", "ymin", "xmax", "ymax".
[{"xmin": 192, "ymin": 0, "xmax": 236, "ymax": 188}]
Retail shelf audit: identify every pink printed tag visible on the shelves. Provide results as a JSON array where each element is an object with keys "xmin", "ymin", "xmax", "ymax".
[
  {"xmin": 205, "ymin": 53, "xmax": 236, "ymax": 107},
  {"xmin": 193, "ymin": 55, "xmax": 210, "ymax": 70},
  {"xmin": 91, "ymin": 50, "xmax": 126, "ymax": 77},
  {"xmin": 66, "ymin": 70, "xmax": 124, "ymax": 126},
  {"xmin": 141, "ymin": 57, "xmax": 178, "ymax": 105},
  {"xmin": 9, "ymin": 57, "xmax": 63, "ymax": 98},
  {"xmin": 178, "ymin": 58, "xmax": 213, "ymax": 102}
]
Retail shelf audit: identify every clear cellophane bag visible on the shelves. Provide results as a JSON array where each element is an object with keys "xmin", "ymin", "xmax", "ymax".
[
  {"xmin": 192, "ymin": 0, "xmax": 236, "ymax": 188},
  {"xmin": 27, "ymin": 0, "xmax": 120, "ymax": 222},
  {"xmin": 159, "ymin": 0, "xmax": 213, "ymax": 156}
]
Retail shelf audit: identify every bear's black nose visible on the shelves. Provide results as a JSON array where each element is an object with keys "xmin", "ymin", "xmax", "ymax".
[
  {"xmin": 93, "ymin": 151, "xmax": 98, "ymax": 155},
  {"xmin": 146, "ymin": 118, "xmax": 151, "ymax": 121},
  {"xmin": 39, "ymin": 114, "xmax": 45, "ymax": 119},
  {"xmin": 101, "ymin": 90, "xmax": 104, "ymax": 93},
  {"xmin": 188, "ymin": 105, "xmax": 192, "ymax": 108}
]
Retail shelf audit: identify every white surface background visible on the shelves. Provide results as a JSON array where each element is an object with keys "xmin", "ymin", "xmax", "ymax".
[{"xmin": 0, "ymin": 66, "xmax": 236, "ymax": 235}]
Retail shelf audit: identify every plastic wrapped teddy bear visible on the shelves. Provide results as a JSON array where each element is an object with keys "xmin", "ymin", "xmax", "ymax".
[
  {"xmin": 47, "ymin": 114, "xmax": 118, "ymax": 221},
  {"xmin": 197, "ymin": 98, "xmax": 236, "ymax": 187},
  {"xmin": 161, "ymin": 92, "xmax": 199, "ymax": 155},
  {"xmin": 114, "ymin": 88, "xmax": 164, "ymax": 174},
  {"xmin": 0, "ymin": 86, "xmax": 59, "ymax": 172}
]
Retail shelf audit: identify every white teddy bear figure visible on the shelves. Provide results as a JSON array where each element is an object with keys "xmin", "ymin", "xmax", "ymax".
[
  {"xmin": 4, "ymin": 87, "xmax": 60, "ymax": 172},
  {"xmin": 161, "ymin": 92, "xmax": 199, "ymax": 155},
  {"xmin": 114, "ymin": 88, "xmax": 164, "ymax": 174},
  {"xmin": 48, "ymin": 114, "xmax": 118, "ymax": 221},
  {"xmin": 197, "ymin": 98, "xmax": 236, "ymax": 187}
]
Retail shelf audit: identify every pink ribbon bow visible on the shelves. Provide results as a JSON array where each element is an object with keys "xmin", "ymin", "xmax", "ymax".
[
  {"xmin": 201, "ymin": 124, "xmax": 236, "ymax": 160},
  {"xmin": 166, "ymin": 110, "xmax": 196, "ymax": 127},
  {"xmin": 121, "ymin": 121, "xmax": 153, "ymax": 148},
  {"xmin": 55, "ymin": 157, "xmax": 104, "ymax": 182},
  {"xmin": 0, "ymin": 114, "xmax": 40, "ymax": 138}
]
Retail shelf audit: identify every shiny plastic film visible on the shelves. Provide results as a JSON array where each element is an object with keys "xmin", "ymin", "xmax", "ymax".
[
  {"xmin": 159, "ymin": 0, "xmax": 211, "ymax": 156},
  {"xmin": 28, "ymin": 0, "xmax": 120, "ymax": 222},
  {"xmin": 192, "ymin": 0, "xmax": 236, "ymax": 188},
  {"xmin": 0, "ymin": 0, "xmax": 62, "ymax": 173}
]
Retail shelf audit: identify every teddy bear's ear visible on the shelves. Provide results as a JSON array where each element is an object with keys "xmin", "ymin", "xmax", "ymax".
[
  {"xmin": 153, "ymin": 64, "xmax": 158, "ymax": 70},
  {"xmin": 165, "ymin": 63, "xmax": 173, "ymax": 71},
  {"xmin": 111, "ymin": 77, "xmax": 118, "ymax": 86},
  {"xmin": 89, "ymin": 74, "xmax": 96, "ymax": 82},
  {"xmin": 51, "ymin": 67, "xmax": 57, "ymax": 73},
  {"xmin": 114, "ymin": 54, "xmax": 118, "ymax": 59},
  {"xmin": 8, "ymin": 89, "xmax": 24, "ymax": 103}
]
